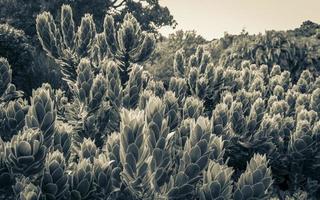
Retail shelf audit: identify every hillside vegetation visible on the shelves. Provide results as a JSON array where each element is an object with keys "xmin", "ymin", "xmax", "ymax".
[{"xmin": 0, "ymin": 3, "xmax": 320, "ymax": 200}]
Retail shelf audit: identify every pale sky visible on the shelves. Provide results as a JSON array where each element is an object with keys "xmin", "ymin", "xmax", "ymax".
[{"xmin": 159, "ymin": 0, "xmax": 320, "ymax": 40}]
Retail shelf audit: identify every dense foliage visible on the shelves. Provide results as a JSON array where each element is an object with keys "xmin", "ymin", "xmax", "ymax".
[
  {"xmin": 1, "ymin": 2, "xmax": 320, "ymax": 200},
  {"xmin": 0, "ymin": 0, "xmax": 176, "ymax": 37}
]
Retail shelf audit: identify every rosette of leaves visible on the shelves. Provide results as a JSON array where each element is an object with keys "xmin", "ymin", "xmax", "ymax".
[
  {"xmin": 7, "ymin": 128, "xmax": 47, "ymax": 177},
  {"xmin": 104, "ymin": 13, "xmax": 155, "ymax": 85},
  {"xmin": 173, "ymin": 50, "xmax": 186, "ymax": 78},
  {"xmin": 168, "ymin": 77, "xmax": 188, "ymax": 105},
  {"xmin": 199, "ymin": 161, "xmax": 234, "ymax": 200},
  {"xmin": 122, "ymin": 65, "xmax": 143, "ymax": 109},
  {"xmin": 119, "ymin": 108, "xmax": 150, "ymax": 198},
  {"xmin": 36, "ymin": 5, "xmax": 100, "ymax": 87},
  {"xmin": 288, "ymin": 119, "xmax": 316, "ymax": 186},
  {"xmin": 145, "ymin": 97, "xmax": 172, "ymax": 195},
  {"xmin": 188, "ymin": 67, "xmax": 199, "ymax": 95},
  {"xmin": 183, "ymin": 96, "xmax": 203, "ymax": 119},
  {"xmin": 53, "ymin": 123, "xmax": 72, "ymax": 162},
  {"xmin": 174, "ymin": 118, "xmax": 193, "ymax": 155},
  {"xmin": 0, "ymin": 57, "xmax": 23, "ymax": 103},
  {"xmin": 41, "ymin": 150, "xmax": 70, "ymax": 200},
  {"xmin": 76, "ymin": 59, "xmax": 94, "ymax": 106},
  {"xmin": 93, "ymin": 154, "xmax": 113, "ymax": 199},
  {"xmin": 104, "ymin": 133, "xmax": 123, "ymax": 191},
  {"xmin": 0, "ymin": 99, "xmax": 28, "ymax": 141},
  {"xmin": 209, "ymin": 136, "xmax": 226, "ymax": 163},
  {"xmin": 69, "ymin": 159, "xmax": 96, "ymax": 200},
  {"xmin": 234, "ymin": 154, "xmax": 273, "ymax": 200},
  {"xmin": 101, "ymin": 60, "xmax": 122, "ymax": 132},
  {"xmin": 229, "ymin": 101, "xmax": 245, "ymax": 135},
  {"xmin": 13, "ymin": 177, "xmax": 42, "ymax": 200},
  {"xmin": 164, "ymin": 91, "xmax": 180, "ymax": 131},
  {"xmin": 105, "ymin": 132, "xmax": 121, "ymax": 169},
  {"xmin": 211, "ymin": 103, "xmax": 229, "ymax": 136},
  {"xmin": 246, "ymin": 98, "xmax": 265, "ymax": 134},
  {"xmin": 166, "ymin": 116, "xmax": 212, "ymax": 199},
  {"xmin": 25, "ymin": 84, "xmax": 56, "ymax": 148},
  {"xmin": 145, "ymin": 96, "xmax": 168, "ymax": 151},
  {"xmin": 79, "ymin": 138, "xmax": 98, "ymax": 163},
  {"xmin": 204, "ymin": 64, "xmax": 224, "ymax": 108},
  {"xmin": 138, "ymin": 89, "xmax": 153, "ymax": 110},
  {"xmin": 103, "ymin": 60, "xmax": 122, "ymax": 108}
]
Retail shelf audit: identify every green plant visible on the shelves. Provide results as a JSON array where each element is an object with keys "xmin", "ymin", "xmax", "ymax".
[{"xmin": 104, "ymin": 13, "xmax": 155, "ymax": 84}]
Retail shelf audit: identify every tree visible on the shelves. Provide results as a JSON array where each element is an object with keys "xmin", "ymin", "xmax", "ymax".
[{"xmin": 0, "ymin": 0, "xmax": 176, "ymax": 37}]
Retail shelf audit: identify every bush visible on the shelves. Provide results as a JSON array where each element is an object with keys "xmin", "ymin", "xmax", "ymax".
[{"xmin": 1, "ymin": 4, "xmax": 320, "ymax": 200}]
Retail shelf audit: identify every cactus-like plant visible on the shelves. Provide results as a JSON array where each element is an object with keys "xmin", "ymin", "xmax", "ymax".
[
  {"xmin": 69, "ymin": 159, "xmax": 96, "ymax": 200},
  {"xmin": 145, "ymin": 96, "xmax": 168, "ymax": 151},
  {"xmin": 0, "ymin": 99, "xmax": 28, "ymax": 141},
  {"xmin": 169, "ymin": 77, "xmax": 188, "ymax": 105},
  {"xmin": 7, "ymin": 128, "xmax": 47, "ymax": 177},
  {"xmin": 234, "ymin": 154, "xmax": 273, "ymax": 200},
  {"xmin": 199, "ymin": 161, "xmax": 234, "ymax": 200},
  {"xmin": 53, "ymin": 123, "xmax": 72, "ymax": 162},
  {"xmin": 79, "ymin": 138, "xmax": 98, "ymax": 163},
  {"xmin": 104, "ymin": 13, "xmax": 155, "ymax": 84},
  {"xmin": 13, "ymin": 177, "xmax": 42, "ymax": 200},
  {"xmin": 25, "ymin": 84, "xmax": 56, "ymax": 148},
  {"xmin": 36, "ymin": 5, "xmax": 98, "ymax": 87},
  {"xmin": 41, "ymin": 150, "xmax": 70, "ymax": 200},
  {"xmin": 122, "ymin": 65, "xmax": 143, "ymax": 109},
  {"xmin": 93, "ymin": 154, "xmax": 113, "ymax": 199},
  {"xmin": 119, "ymin": 108, "xmax": 150, "ymax": 198},
  {"xmin": 166, "ymin": 117, "xmax": 212, "ymax": 199},
  {"xmin": 164, "ymin": 91, "xmax": 180, "ymax": 131},
  {"xmin": 183, "ymin": 96, "xmax": 203, "ymax": 119}
]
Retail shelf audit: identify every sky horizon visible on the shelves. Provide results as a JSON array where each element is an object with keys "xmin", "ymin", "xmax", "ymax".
[{"xmin": 159, "ymin": 0, "xmax": 320, "ymax": 40}]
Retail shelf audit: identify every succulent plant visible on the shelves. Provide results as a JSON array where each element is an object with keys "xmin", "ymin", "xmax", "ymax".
[
  {"xmin": 164, "ymin": 91, "xmax": 180, "ymax": 131},
  {"xmin": 166, "ymin": 116, "xmax": 212, "ymax": 199},
  {"xmin": 169, "ymin": 77, "xmax": 188, "ymax": 105},
  {"xmin": 13, "ymin": 177, "xmax": 42, "ymax": 200},
  {"xmin": 69, "ymin": 159, "xmax": 96, "ymax": 200},
  {"xmin": 79, "ymin": 138, "xmax": 98, "ymax": 163},
  {"xmin": 41, "ymin": 150, "xmax": 70, "ymax": 200},
  {"xmin": 25, "ymin": 84, "xmax": 56, "ymax": 148},
  {"xmin": 234, "ymin": 154, "xmax": 273, "ymax": 200},
  {"xmin": 76, "ymin": 59, "xmax": 94, "ymax": 106},
  {"xmin": 93, "ymin": 154, "xmax": 113, "ymax": 199},
  {"xmin": 53, "ymin": 123, "xmax": 72, "ymax": 162},
  {"xmin": 0, "ymin": 99, "xmax": 28, "ymax": 141},
  {"xmin": 104, "ymin": 13, "xmax": 155, "ymax": 85},
  {"xmin": 173, "ymin": 50, "xmax": 186, "ymax": 78},
  {"xmin": 183, "ymin": 96, "xmax": 203, "ymax": 119},
  {"xmin": 199, "ymin": 161, "xmax": 234, "ymax": 200},
  {"xmin": 7, "ymin": 128, "xmax": 47, "ymax": 177},
  {"xmin": 122, "ymin": 65, "xmax": 143, "ymax": 109},
  {"xmin": 119, "ymin": 108, "xmax": 150, "ymax": 198},
  {"xmin": 145, "ymin": 96, "xmax": 168, "ymax": 151}
]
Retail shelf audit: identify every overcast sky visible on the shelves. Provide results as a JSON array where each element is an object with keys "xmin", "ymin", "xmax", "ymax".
[{"xmin": 159, "ymin": 0, "xmax": 320, "ymax": 40}]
